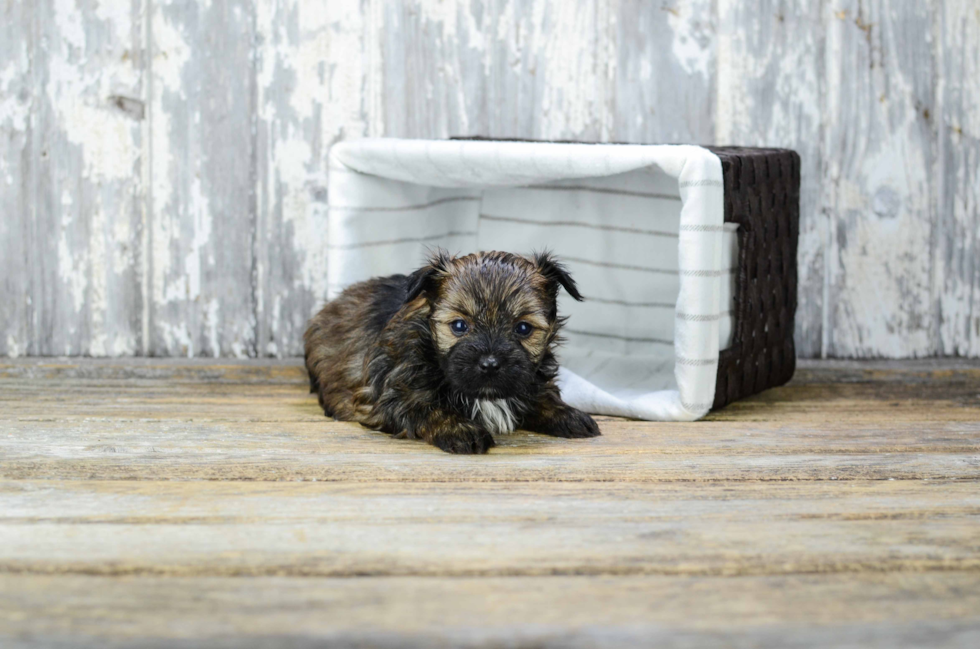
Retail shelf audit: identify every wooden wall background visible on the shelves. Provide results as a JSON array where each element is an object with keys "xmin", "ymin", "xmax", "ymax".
[{"xmin": 1, "ymin": 0, "xmax": 978, "ymax": 359}]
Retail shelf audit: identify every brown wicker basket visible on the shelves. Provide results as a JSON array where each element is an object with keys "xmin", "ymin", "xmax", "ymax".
[
  {"xmin": 708, "ymin": 147, "xmax": 799, "ymax": 409},
  {"xmin": 449, "ymin": 138, "xmax": 801, "ymax": 411}
]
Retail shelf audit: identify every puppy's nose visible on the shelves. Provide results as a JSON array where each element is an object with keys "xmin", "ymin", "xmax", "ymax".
[{"xmin": 478, "ymin": 355, "xmax": 501, "ymax": 374}]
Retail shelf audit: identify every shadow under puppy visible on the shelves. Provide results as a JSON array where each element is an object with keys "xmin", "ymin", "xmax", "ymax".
[{"xmin": 304, "ymin": 250, "xmax": 600, "ymax": 454}]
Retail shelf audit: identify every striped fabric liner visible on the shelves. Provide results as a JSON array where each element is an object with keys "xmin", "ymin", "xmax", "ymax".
[{"xmin": 327, "ymin": 139, "xmax": 732, "ymax": 422}]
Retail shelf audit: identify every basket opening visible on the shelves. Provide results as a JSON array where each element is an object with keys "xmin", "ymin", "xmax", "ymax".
[
  {"xmin": 328, "ymin": 139, "xmax": 732, "ymax": 420},
  {"xmin": 479, "ymin": 167, "xmax": 737, "ymax": 399}
]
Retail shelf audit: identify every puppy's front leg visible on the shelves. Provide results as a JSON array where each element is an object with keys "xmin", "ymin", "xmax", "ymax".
[
  {"xmin": 523, "ymin": 384, "xmax": 601, "ymax": 439},
  {"xmin": 416, "ymin": 408, "xmax": 496, "ymax": 454}
]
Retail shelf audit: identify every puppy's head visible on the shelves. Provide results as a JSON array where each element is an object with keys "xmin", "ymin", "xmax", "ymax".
[{"xmin": 405, "ymin": 250, "xmax": 582, "ymax": 400}]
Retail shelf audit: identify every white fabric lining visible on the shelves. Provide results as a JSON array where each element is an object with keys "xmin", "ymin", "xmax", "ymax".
[{"xmin": 327, "ymin": 139, "xmax": 732, "ymax": 421}]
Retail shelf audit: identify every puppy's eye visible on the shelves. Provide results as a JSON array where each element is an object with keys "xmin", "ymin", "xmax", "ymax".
[
  {"xmin": 450, "ymin": 319, "xmax": 469, "ymax": 336},
  {"xmin": 514, "ymin": 321, "xmax": 533, "ymax": 337}
]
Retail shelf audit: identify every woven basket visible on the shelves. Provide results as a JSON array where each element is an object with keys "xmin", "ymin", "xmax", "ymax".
[
  {"xmin": 326, "ymin": 138, "xmax": 799, "ymax": 420},
  {"xmin": 708, "ymin": 147, "xmax": 799, "ymax": 410}
]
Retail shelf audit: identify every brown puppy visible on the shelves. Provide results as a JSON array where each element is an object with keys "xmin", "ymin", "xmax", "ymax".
[{"xmin": 304, "ymin": 250, "xmax": 600, "ymax": 454}]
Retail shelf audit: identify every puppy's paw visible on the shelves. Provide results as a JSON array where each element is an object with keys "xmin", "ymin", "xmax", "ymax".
[
  {"xmin": 431, "ymin": 424, "xmax": 496, "ymax": 454},
  {"xmin": 537, "ymin": 407, "xmax": 601, "ymax": 439}
]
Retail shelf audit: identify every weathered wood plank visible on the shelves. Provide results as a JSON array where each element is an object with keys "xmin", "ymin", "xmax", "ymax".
[
  {"xmin": 491, "ymin": 0, "xmax": 614, "ymax": 140},
  {"xmin": 1, "ymin": 358, "xmax": 978, "ymax": 482},
  {"xmin": 4, "ymin": 358, "xmax": 980, "ymax": 424},
  {"xmin": 2, "ymin": 573, "xmax": 979, "ymax": 649},
  {"xmin": 0, "ymin": 360, "xmax": 304, "ymax": 385},
  {"xmin": 1, "ymin": 358, "xmax": 978, "ymax": 647},
  {"xmin": 149, "ymin": 0, "xmax": 256, "ymax": 357},
  {"xmin": 2, "ymin": 387, "xmax": 976, "ymax": 425},
  {"xmin": 0, "ymin": 0, "xmax": 34, "ymax": 357},
  {"xmin": 254, "ymin": 0, "xmax": 324, "ymax": 359},
  {"xmin": 936, "ymin": 1, "xmax": 980, "ymax": 356},
  {"xmin": 2, "ymin": 479, "xmax": 979, "ymax": 577},
  {"xmin": 1, "ymin": 417, "xmax": 977, "ymax": 482},
  {"xmin": 613, "ymin": 0, "xmax": 715, "ymax": 144},
  {"xmin": 4, "ymin": 356, "xmax": 980, "ymax": 382},
  {"xmin": 29, "ymin": 0, "xmax": 145, "ymax": 356},
  {"xmin": 2, "ymin": 380, "xmax": 979, "ymax": 430},
  {"xmin": 384, "ymin": 0, "xmax": 660, "ymax": 142},
  {"xmin": 822, "ymin": 1, "xmax": 937, "ymax": 357},
  {"xmin": 381, "ymin": 0, "xmax": 619, "ymax": 141},
  {"xmin": 381, "ymin": 0, "xmax": 489, "ymax": 138},
  {"xmin": 381, "ymin": 0, "xmax": 715, "ymax": 143},
  {"xmin": 716, "ymin": 0, "xmax": 824, "ymax": 356},
  {"xmin": 254, "ymin": 0, "xmax": 380, "ymax": 357},
  {"xmin": 0, "ymin": 359, "xmax": 980, "ymax": 483},
  {"xmin": 1, "ymin": 2, "xmax": 978, "ymax": 361}
]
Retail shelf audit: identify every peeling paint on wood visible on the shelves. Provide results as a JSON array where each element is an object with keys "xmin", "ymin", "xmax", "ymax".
[
  {"xmin": 254, "ymin": 0, "xmax": 378, "ymax": 357},
  {"xmin": 1, "ymin": 1, "xmax": 978, "ymax": 358},
  {"xmin": 936, "ymin": 0, "xmax": 980, "ymax": 356},
  {"xmin": 149, "ymin": 0, "xmax": 257, "ymax": 357},
  {"xmin": 614, "ymin": 0, "xmax": 715, "ymax": 144},
  {"xmin": 3, "ymin": 0, "xmax": 144, "ymax": 357},
  {"xmin": 0, "ymin": 0, "xmax": 33, "ymax": 357},
  {"xmin": 824, "ymin": 0, "xmax": 938, "ymax": 357}
]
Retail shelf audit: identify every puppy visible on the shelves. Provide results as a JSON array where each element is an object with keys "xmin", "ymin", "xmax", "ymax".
[{"xmin": 304, "ymin": 250, "xmax": 600, "ymax": 454}]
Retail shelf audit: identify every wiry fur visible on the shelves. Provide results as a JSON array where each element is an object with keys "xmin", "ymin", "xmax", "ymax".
[
  {"xmin": 470, "ymin": 398, "xmax": 519, "ymax": 435},
  {"xmin": 304, "ymin": 250, "xmax": 600, "ymax": 454}
]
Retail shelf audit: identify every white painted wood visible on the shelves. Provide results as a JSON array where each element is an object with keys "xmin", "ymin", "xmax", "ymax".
[
  {"xmin": 0, "ymin": 0, "xmax": 33, "ymax": 357},
  {"xmin": 1, "ymin": 1, "xmax": 144, "ymax": 356},
  {"xmin": 254, "ymin": 0, "xmax": 380, "ymax": 356},
  {"xmin": 936, "ymin": 1, "xmax": 980, "ymax": 356},
  {"xmin": 613, "ymin": 0, "xmax": 716, "ymax": 144},
  {"xmin": 823, "ymin": 0, "xmax": 938, "ymax": 357},
  {"xmin": 1, "ymin": 1, "xmax": 979, "ymax": 359},
  {"xmin": 149, "ymin": 0, "xmax": 257, "ymax": 357}
]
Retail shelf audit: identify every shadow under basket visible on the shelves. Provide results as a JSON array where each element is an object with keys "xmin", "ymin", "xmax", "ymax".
[{"xmin": 326, "ymin": 139, "xmax": 799, "ymax": 422}]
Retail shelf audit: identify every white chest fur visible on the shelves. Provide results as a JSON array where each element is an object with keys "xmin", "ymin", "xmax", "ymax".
[{"xmin": 470, "ymin": 399, "xmax": 518, "ymax": 434}]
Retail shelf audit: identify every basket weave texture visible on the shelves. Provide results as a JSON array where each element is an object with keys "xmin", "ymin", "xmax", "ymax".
[{"xmin": 709, "ymin": 147, "xmax": 800, "ymax": 409}]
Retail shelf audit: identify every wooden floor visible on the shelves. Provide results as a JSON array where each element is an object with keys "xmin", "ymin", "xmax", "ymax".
[{"xmin": 1, "ymin": 358, "xmax": 979, "ymax": 648}]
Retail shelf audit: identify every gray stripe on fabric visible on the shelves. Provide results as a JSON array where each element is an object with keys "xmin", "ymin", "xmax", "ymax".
[
  {"xmin": 330, "ymin": 195, "xmax": 479, "ymax": 213},
  {"xmin": 564, "ymin": 329, "xmax": 673, "ymax": 345},
  {"xmin": 679, "ymin": 179, "xmax": 723, "ymax": 188},
  {"xmin": 675, "ymin": 311, "xmax": 734, "ymax": 322},
  {"xmin": 328, "ymin": 230, "xmax": 476, "ymax": 250},
  {"xmin": 679, "ymin": 224, "xmax": 728, "ymax": 232},
  {"xmin": 479, "ymin": 214, "xmax": 678, "ymax": 238},
  {"xmin": 562, "ymin": 257, "xmax": 678, "ymax": 275},
  {"xmin": 584, "ymin": 296, "xmax": 675, "ymax": 308},
  {"xmin": 675, "ymin": 356, "xmax": 718, "ymax": 366},
  {"xmin": 521, "ymin": 184, "xmax": 681, "ymax": 201},
  {"xmin": 328, "ymin": 166, "xmax": 371, "ymax": 175},
  {"xmin": 680, "ymin": 268, "xmax": 739, "ymax": 277},
  {"xmin": 682, "ymin": 401, "xmax": 716, "ymax": 411}
]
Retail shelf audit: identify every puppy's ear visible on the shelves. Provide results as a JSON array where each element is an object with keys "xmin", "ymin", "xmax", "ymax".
[
  {"xmin": 405, "ymin": 249, "xmax": 453, "ymax": 303},
  {"xmin": 533, "ymin": 251, "xmax": 583, "ymax": 301}
]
